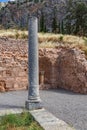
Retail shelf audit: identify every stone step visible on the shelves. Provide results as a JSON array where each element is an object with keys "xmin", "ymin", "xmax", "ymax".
[{"xmin": 30, "ymin": 108, "xmax": 75, "ymax": 130}]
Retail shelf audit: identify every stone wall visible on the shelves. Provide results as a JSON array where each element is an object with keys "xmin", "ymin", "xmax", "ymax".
[
  {"xmin": 0, "ymin": 38, "xmax": 87, "ymax": 94},
  {"xmin": 39, "ymin": 47, "xmax": 87, "ymax": 94},
  {"xmin": 0, "ymin": 38, "xmax": 28, "ymax": 92},
  {"xmin": 57, "ymin": 48, "xmax": 87, "ymax": 93}
]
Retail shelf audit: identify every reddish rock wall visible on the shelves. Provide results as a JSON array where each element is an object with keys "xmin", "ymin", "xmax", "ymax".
[
  {"xmin": 0, "ymin": 38, "xmax": 28, "ymax": 92},
  {"xmin": 39, "ymin": 47, "xmax": 87, "ymax": 94},
  {"xmin": 39, "ymin": 48, "xmax": 59, "ymax": 89},
  {"xmin": 57, "ymin": 48, "xmax": 87, "ymax": 94},
  {"xmin": 0, "ymin": 37, "xmax": 87, "ymax": 94}
]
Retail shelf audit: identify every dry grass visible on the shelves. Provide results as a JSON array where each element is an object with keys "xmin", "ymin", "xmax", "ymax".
[
  {"xmin": 38, "ymin": 33, "xmax": 85, "ymax": 44},
  {"xmin": 0, "ymin": 29, "xmax": 87, "ymax": 54},
  {"xmin": 0, "ymin": 29, "xmax": 28, "ymax": 39},
  {"xmin": 38, "ymin": 33, "xmax": 87, "ymax": 49}
]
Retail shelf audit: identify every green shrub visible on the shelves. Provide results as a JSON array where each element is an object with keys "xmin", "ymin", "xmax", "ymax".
[
  {"xmin": 0, "ymin": 112, "xmax": 43, "ymax": 130},
  {"xmin": 15, "ymin": 30, "xmax": 20, "ymax": 39},
  {"xmin": 21, "ymin": 32, "xmax": 27, "ymax": 39},
  {"xmin": 59, "ymin": 35, "xmax": 63, "ymax": 42}
]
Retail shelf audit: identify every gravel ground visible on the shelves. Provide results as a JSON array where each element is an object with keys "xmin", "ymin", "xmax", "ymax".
[{"xmin": 0, "ymin": 88, "xmax": 87, "ymax": 130}]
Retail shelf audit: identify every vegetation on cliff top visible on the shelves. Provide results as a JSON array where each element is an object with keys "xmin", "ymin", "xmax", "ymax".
[
  {"xmin": 0, "ymin": 0, "xmax": 87, "ymax": 36},
  {"xmin": 0, "ymin": 29, "xmax": 87, "ymax": 56}
]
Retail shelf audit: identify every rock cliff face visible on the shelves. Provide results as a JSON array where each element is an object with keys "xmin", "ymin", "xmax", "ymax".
[
  {"xmin": 0, "ymin": 37, "xmax": 87, "ymax": 94},
  {"xmin": 0, "ymin": 0, "xmax": 66, "ymax": 29},
  {"xmin": 0, "ymin": 0, "xmax": 87, "ymax": 30}
]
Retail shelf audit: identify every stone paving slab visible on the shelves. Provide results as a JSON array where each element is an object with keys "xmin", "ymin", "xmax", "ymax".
[
  {"xmin": 0, "ymin": 108, "xmax": 75, "ymax": 130},
  {"xmin": 1, "ymin": 90, "xmax": 86, "ymax": 129},
  {"xmin": 30, "ymin": 108, "xmax": 75, "ymax": 130},
  {"xmin": 0, "ymin": 108, "xmax": 23, "ymax": 116}
]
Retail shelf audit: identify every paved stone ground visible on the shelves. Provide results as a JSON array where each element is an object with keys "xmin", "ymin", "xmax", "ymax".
[{"xmin": 0, "ymin": 88, "xmax": 87, "ymax": 130}]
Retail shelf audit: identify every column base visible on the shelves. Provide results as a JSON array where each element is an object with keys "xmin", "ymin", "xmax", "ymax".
[{"xmin": 25, "ymin": 100, "xmax": 43, "ymax": 110}]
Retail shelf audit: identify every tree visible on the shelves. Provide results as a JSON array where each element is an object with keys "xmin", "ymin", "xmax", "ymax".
[
  {"xmin": 64, "ymin": 0, "xmax": 87, "ymax": 36},
  {"xmin": 75, "ymin": 2, "xmax": 87, "ymax": 35},
  {"xmin": 40, "ymin": 11, "xmax": 46, "ymax": 32},
  {"xmin": 52, "ymin": 8, "xmax": 58, "ymax": 33}
]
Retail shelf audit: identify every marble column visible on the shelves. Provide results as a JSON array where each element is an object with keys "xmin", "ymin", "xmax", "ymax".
[{"xmin": 25, "ymin": 16, "xmax": 42, "ymax": 110}]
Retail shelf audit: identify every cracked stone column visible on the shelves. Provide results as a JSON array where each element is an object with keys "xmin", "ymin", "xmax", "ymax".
[{"xmin": 25, "ymin": 16, "xmax": 42, "ymax": 110}]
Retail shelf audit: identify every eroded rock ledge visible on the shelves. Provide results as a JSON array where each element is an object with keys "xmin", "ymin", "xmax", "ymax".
[{"xmin": 0, "ymin": 38, "xmax": 87, "ymax": 94}]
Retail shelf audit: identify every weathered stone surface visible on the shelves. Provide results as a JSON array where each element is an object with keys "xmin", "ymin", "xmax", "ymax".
[
  {"xmin": 0, "ymin": 38, "xmax": 87, "ymax": 94},
  {"xmin": 0, "ymin": 38, "xmax": 28, "ymax": 92},
  {"xmin": 0, "ymin": 80, "xmax": 5, "ymax": 92},
  {"xmin": 57, "ymin": 48, "xmax": 87, "ymax": 94},
  {"xmin": 39, "ymin": 48, "xmax": 59, "ymax": 89},
  {"xmin": 25, "ymin": 17, "xmax": 42, "ymax": 110},
  {"xmin": 30, "ymin": 109, "xmax": 75, "ymax": 130},
  {"xmin": 39, "ymin": 47, "xmax": 87, "ymax": 94},
  {"xmin": 0, "ymin": 0, "xmax": 87, "ymax": 30}
]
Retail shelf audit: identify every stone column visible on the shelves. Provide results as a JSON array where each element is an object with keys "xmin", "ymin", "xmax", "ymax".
[
  {"xmin": 40, "ymin": 71, "xmax": 45, "ymax": 89},
  {"xmin": 40, "ymin": 71, "xmax": 45, "ymax": 85},
  {"xmin": 25, "ymin": 16, "xmax": 42, "ymax": 110}
]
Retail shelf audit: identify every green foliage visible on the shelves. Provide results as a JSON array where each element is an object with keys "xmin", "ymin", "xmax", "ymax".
[
  {"xmin": 21, "ymin": 32, "xmax": 27, "ymax": 39},
  {"xmin": 0, "ymin": 112, "xmax": 43, "ymax": 130},
  {"xmin": 29, "ymin": 122, "xmax": 43, "ymax": 130},
  {"xmin": 0, "ymin": 112, "xmax": 33, "ymax": 127},
  {"xmin": 40, "ymin": 12, "xmax": 47, "ymax": 32},
  {"xmin": 64, "ymin": 1, "xmax": 87, "ymax": 36},
  {"xmin": 15, "ymin": 30, "xmax": 20, "ymax": 39},
  {"xmin": 52, "ymin": 17, "xmax": 58, "ymax": 33},
  {"xmin": 75, "ymin": 2, "xmax": 87, "ymax": 35},
  {"xmin": 59, "ymin": 35, "xmax": 64, "ymax": 42},
  {"xmin": 0, "ymin": 0, "xmax": 87, "ymax": 36},
  {"xmin": 52, "ymin": 8, "xmax": 58, "ymax": 33},
  {"xmin": 59, "ymin": 20, "xmax": 64, "ymax": 34}
]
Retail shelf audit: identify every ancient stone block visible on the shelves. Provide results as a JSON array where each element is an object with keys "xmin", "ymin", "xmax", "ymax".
[
  {"xmin": 18, "ymin": 71, "xmax": 26, "ymax": 77},
  {"xmin": 0, "ymin": 80, "xmax": 6, "ymax": 92},
  {"xmin": 6, "ymin": 70, "xmax": 12, "ymax": 76}
]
